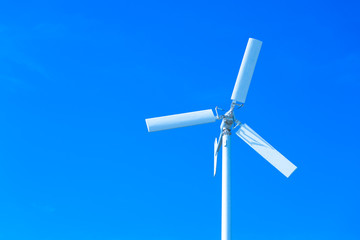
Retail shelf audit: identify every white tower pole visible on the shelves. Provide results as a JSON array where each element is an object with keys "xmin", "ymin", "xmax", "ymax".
[{"xmin": 221, "ymin": 129, "xmax": 231, "ymax": 240}]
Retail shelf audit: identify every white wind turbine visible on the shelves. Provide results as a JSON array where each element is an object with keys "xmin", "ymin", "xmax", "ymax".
[{"xmin": 145, "ymin": 38, "xmax": 297, "ymax": 240}]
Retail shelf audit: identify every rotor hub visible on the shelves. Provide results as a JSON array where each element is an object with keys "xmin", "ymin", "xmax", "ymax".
[{"xmin": 220, "ymin": 109, "xmax": 235, "ymax": 131}]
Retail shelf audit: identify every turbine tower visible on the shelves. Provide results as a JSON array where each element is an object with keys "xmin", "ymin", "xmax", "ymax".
[{"xmin": 145, "ymin": 38, "xmax": 297, "ymax": 240}]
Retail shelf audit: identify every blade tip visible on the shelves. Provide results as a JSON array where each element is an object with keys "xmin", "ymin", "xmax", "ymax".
[
  {"xmin": 145, "ymin": 119, "xmax": 152, "ymax": 132},
  {"xmin": 285, "ymin": 166, "xmax": 297, "ymax": 178},
  {"xmin": 249, "ymin": 38, "xmax": 263, "ymax": 45}
]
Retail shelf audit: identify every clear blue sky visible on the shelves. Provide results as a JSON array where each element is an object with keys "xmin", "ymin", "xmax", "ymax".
[{"xmin": 0, "ymin": 0, "xmax": 359, "ymax": 239}]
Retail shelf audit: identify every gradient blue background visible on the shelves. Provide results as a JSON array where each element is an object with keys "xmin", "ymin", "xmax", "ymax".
[{"xmin": 0, "ymin": 0, "xmax": 359, "ymax": 239}]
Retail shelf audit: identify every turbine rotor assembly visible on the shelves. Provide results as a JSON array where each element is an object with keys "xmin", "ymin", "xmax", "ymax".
[{"xmin": 145, "ymin": 38, "xmax": 297, "ymax": 240}]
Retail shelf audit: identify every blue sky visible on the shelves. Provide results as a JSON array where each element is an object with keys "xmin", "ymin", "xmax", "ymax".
[{"xmin": 0, "ymin": 0, "xmax": 359, "ymax": 239}]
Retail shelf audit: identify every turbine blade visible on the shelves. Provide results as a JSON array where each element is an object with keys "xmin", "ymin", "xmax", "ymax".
[
  {"xmin": 146, "ymin": 109, "xmax": 216, "ymax": 132},
  {"xmin": 231, "ymin": 38, "xmax": 262, "ymax": 104},
  {"xmin": 236, "ymin": 124, "xmax": 297, "ymax": 177},
  {"xmin": 214, "ymin": 138, "xmax": 218, "ymax": 176},
  {"xmin": 214, "ymin": 133, "xmax": 223, "ymax": 176}
]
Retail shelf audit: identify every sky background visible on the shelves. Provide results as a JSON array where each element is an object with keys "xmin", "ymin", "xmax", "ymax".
[{"xmin": 0, "ymin": 0, "xmax": 359, "ymax": 239}]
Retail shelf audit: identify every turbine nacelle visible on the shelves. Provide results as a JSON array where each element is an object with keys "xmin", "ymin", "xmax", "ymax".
[
  {"xmin": 219, "ymin": 109, "xmax": 235, "ymax": 131},
  {"xmin": 215, "ymin": 104, "xmax": 239, "ymax": 130}
]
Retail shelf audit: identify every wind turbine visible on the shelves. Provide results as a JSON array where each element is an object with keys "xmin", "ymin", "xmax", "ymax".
[{"xmin": 145, "ymin": 38, "xmax": 297, "ymax": 240}]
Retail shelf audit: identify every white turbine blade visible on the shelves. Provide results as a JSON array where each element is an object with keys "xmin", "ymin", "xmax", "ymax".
[
  {"xmin": 214, "ymin": 133, "xmax": 223, "ymax": 176},
  {"xmin": 214, "ymin": 138, "xmax": 218, "ymax": 176},
  {"xmin": 236, "ymin": 124, "xmax": 297, "ymax": 177},
  {"xmin": 146, "ymin": 109, "xmax": 216, "ymax": 132},
  {"xmin": 231, "ymin": 38, "xmax": 262, "ymax": 103}
]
